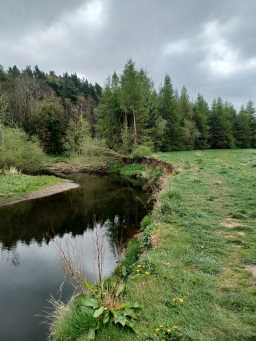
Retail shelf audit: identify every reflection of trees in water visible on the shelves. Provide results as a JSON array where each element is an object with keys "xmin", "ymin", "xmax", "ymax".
[
  {"xmin": 0, "ymin": 243, "xmax": 20, "ymax": 266},
  {"xmin": 0, "ymin": 175, "xmax": 148, "ymax": 251}
]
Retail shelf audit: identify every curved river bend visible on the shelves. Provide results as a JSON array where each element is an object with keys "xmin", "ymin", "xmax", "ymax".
[{"xmin": 0, "ymin": 174, "xmax": 148, "ymax": 341}]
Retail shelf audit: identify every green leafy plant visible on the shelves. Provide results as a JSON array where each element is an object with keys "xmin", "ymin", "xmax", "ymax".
[
  {"xmin": 79, "ymin": 290, "xmax": 140, "ymax": 340},
  {"xmin": 141, "ymin": 223, "xmax": 155, "ymax": 248}
]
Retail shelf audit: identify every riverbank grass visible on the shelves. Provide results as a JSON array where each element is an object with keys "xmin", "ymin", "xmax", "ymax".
[
  {"xmin": 0, "ymin": 173, "xmax": 63, "ymax": 206},
  {"xmin": 51, "ymin": 149, "xmax": 256, "ymax": 340}
]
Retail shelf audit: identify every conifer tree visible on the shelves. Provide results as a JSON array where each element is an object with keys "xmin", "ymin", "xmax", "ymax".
[
  {"xmin": 208, "ymin": 98, "xmax": 234, "ymax": 148},
  {"xmin": 193, "ymin": 94, "xmax": 209, "ymax": 149},
  {"xmin": 245, "ymin": 101, "xmax": 256, "ymax": 147},
  {"xmin": 97, "ymin": 73, "xmax": 122, "ymax": 149},
  {"xmin": 158, "ymin": 75, "xmax": 180, "ymax": 150},
  {"xmin": 177, "ymin": 86, "xmax": 197, "ymax": 150},
  {"xmin": 234, "ymin": 106, "xmax": 252, "ymax": 148}
]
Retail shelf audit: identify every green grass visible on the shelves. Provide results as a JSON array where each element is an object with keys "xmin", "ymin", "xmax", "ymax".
[
  {"xmin": 0, "ymin": 174, "xmax": 62, "ymax": 205},
  {"xmin": 51, "ymin": 149, "xmax": 256, "ymax": 340},
  {"xmin": 119, "ymin": 163, "xmax": 146, "ymax": 177}
]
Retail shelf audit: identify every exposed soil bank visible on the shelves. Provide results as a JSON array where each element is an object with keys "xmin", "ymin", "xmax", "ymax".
[
  {"xmin": 0, "ymin": 180, "xmax": 79, "ymax": 208},
  {"xmin": 43, "ymin": 156, "xmax": 175, "ymax": 178},
  {"xmin": 122, "ymin": 156, "xmax": 175, "ymax": 175}
]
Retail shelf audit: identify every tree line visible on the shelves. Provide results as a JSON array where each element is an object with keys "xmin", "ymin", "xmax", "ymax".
[
  {"xmin": 0, "ymin": 60, "xmax": 255, "ymax": 156},
  {"xmin": 97, "ymin": 60, "xmax": 256, "ymax": 153}
]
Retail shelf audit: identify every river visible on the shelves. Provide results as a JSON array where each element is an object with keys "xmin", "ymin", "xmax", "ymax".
[{"xmin": 0, "ymin": 174, "xmax": 148, "ymax": 341}]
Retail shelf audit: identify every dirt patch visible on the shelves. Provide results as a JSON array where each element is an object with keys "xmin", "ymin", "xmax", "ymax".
[
  {"xmin": 222, "ymin": 218, "xmax": 242, "ymax": 229},
  {"xmin": 123, "ymin": 156, "xmax": 175, "ymax": 175},
  {"xmin": 245, "ymin": 265, "xmax": 256, "ymax": 278},
  {"xmin": 222, "ymin": 232, "xmax": 244, "ymax": 239},
  {"xmin": 0, "ymin": 181, "xmax": 79, "ymax": 208},
  {"xmin": 45, "ymin": 162, "xmax": 108, "ymax": 176},
  {"xmin": 151, "ymin": 231, "xmax": 160, "ymax": 248}
]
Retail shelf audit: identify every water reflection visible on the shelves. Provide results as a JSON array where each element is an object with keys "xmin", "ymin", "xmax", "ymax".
[{"xmin": 0, "ymin": 175, "xmax": 148, "ymax": 341}]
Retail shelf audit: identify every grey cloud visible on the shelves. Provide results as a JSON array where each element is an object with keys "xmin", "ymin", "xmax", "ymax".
[{"xmin": 0, "ymin": 0, "xmax": 255, "ymax": 107}]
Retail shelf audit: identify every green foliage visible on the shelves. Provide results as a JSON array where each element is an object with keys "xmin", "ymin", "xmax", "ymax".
[
  {"xmin": 119, "ymin": 164, "xmax": 145, "ymax": 177},
  {"xmin": 97, "ymin": 61, "xmax": 256, "ymax": 153},
  {"xmin": 79, "ymin": 295, "xmax": 140, "ymax": 339},
  {"xmin": 131, "ymin": 144, "xmax": 152, "ymax": 158},
  {"xmin": 158, "ymin": 75, "xmax": 180, "ymax": 151},
  {"xmin": 193, "ymin": 94, "xmax": 209, "ymax": 149},
  {"xmin": 96, "ymin": 60, "xmax": 155, "ymax": 152},
  {"xmin": 140, "ymin": 215, "xmax": 153, "ymax": 230},
  {"xmin": 234, "ymin": 104, "xmax": 254, "ymax": 148},
  {"xmin": 1, "ymin": 63, "xmax": 256, "ymax": 155},
  {"xmin": 50, "ymin": 280, "xmax": 141, "ymax": 341},
  {"xmin": 64, "ymin": 116, "xmax": 91, "ymax": 156},
  {"xmin": 208, "ymin": 99, "xmax": 235, "ymax": 148},
  {"xmin": 177, "ymin": 87, "xmax": 198, "ymax": 150},
  {"xmin": 32, "ymin": 97, "xmax": 66, "ymax": 154},
  {"xmin": 0, "ymin": 65, "xmax": 101, "ymax": 155},
  {"xmin": 140, "ymin": 223, "xmax": 155, "ymax": 249},
  {"xmin": 0, "ymin": 126, "xmax": 46, "ymax": 171}
]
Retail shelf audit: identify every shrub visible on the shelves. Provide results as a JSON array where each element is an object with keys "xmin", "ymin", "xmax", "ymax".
[
  {"xmin": 0, "ymin": 126, "xmax": 46, "ymax": 171},
  {"xmin": 131, "ymin": 144, "xmax": 152, "ymax": 158}
]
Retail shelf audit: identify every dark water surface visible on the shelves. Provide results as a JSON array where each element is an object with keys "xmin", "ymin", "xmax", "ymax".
[{"xmin": 0, "ymin": 175, "xmax": 148, "ymax": 341}]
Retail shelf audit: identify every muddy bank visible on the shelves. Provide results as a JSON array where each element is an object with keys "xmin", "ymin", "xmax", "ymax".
[
  {"xmin": 0, "ymin": 180, "xmax": 79, "ymax": 208},
  {"xmin": 42, "ymin": 156, "xmax": 175, "ymax": 178},
  {"xmin": 122, "ymin": 156, "xmax": 175, "ymax": 174}
]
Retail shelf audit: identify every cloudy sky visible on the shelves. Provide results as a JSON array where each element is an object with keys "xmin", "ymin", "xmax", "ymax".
[{"xmin": 0, "ymin": 0, "xmax": 255, "ymax": 106}]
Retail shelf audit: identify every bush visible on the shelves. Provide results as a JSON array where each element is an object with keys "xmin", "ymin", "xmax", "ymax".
[
  {"xmin": 131, "ymin": 144, "xmax": 152, "ymax": 158},
  {"xmin": 0, "ymin": 126, "xmax": 46, "ymax": 171}
]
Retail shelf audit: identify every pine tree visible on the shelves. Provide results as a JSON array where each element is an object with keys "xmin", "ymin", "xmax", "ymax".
[
  {"xmin": 177, "ymin": 87, "xmax": 197, "ymax": 150},
  {"xmin": 97, "ymin": 73, "xmax": 123, "ymax": 149},
  {"xmin": 245, "ymin": 101, "xmax": 256, "ymax": 147},
  {"xmin": 158, "ymin": 75, "xmax": 180, "ymax": 151},
  {"xmin": 208, "ymin": 98, "xmax": 234, "ymax": 148},
  {"xmin": 193, "ymin": 94, "xmax": 209, "ymax": 149},
  {"xmin": 234, "ymin": 106, "xmax": 251, "ymax": 148},
  {"xmin": 120, "ymin": 60, "xmax": 152, "ymax": 149}
]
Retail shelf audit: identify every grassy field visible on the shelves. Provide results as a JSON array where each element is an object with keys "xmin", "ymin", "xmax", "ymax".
[
  {"xmin": 0, "ymin": 173, "xmax": 62, "ymax": 206},
  {"xmin": 51, "ymin": 149, "xmax": 256, "ymax": 341}
]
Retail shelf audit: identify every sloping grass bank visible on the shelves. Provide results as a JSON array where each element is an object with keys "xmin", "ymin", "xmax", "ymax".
[
  {"xmin": 0, "ymin": 173, "xmax": 63, "ymax": 206},
  {"xmin": 50, "ymin": 149, "xmax": 256, "ymax": 340}
]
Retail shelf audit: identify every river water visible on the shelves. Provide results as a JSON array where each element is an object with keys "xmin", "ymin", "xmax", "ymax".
[{"xmin": 0, "ymin": 174, "xmax": 148, "ymax": 341}]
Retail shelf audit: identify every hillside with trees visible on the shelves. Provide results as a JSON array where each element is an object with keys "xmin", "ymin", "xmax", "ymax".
[
  {"xmin": 0, "ymin": 60, "xmax": 255, "ymax": 160},
  {"xmin": 0, "ymin": 64, "xmax": 101, "ymax": 155}
]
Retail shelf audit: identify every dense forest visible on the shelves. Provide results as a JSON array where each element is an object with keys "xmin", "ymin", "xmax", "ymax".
[{"xmin": 0, "ymin": 60, "xmax": 255, "ymax": 157}]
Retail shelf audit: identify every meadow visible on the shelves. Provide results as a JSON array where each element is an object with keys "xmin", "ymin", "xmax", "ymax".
[{"xmin": 51, "ymin": 149, "xmax": 256, "ymax": 340}]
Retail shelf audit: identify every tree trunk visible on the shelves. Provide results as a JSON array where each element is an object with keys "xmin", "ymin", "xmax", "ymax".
[
  {"xmin": 124, "ymin": 112, "xmax": 128, "ymax": 135},
  {"xmin": 133, "ymin": 111, "xmax": 137, "ymax": 145}
]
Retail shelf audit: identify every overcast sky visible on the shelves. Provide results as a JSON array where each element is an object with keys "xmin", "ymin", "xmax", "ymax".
[{"xmin": 0, "ymin": 0, "xmax": 255, "ymax": 107}]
